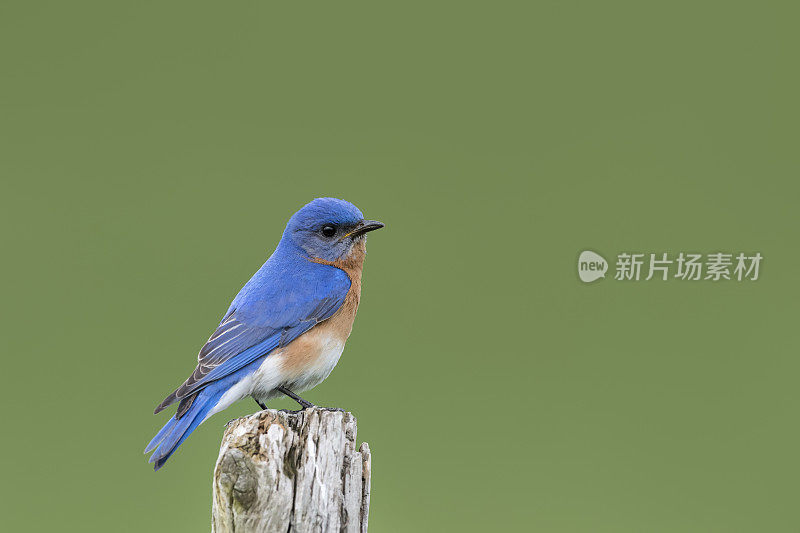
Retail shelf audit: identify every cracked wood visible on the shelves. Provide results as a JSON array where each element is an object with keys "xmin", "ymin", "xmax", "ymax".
[{"xmin": 212, "ymin": 408, "xmax": 371, "ymax": 533}]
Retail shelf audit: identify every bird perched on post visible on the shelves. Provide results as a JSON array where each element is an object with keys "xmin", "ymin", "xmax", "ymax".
[{"xmin": 145, "ymin": 198, "xmax": 383, "ymax": 470}]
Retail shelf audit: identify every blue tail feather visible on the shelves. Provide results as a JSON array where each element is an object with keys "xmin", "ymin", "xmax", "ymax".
[
  {"xmin": 144, "ymin": 416, "xmax": 177, "ymax": 454},
  {"xmin": 146, "ymin": 360, "xmax": 262, "ymax": 470},
  {"xmin": 147, "ymin": 386, "xmax": 225, "ymax": 470}
]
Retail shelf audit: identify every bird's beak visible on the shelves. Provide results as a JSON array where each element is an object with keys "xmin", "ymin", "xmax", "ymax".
[{"xmin": 345, "ymin": 220, "xmax": 385, "ymax": 239}]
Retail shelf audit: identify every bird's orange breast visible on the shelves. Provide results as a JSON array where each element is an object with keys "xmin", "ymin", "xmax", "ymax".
[{"xmin": 278, "ymin": 239, "xmax": 366, "ymax": 377}]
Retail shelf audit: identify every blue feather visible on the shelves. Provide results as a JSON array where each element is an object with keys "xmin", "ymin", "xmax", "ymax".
[
  {"xmin": 153, "ymin": 249, "xmax": 351, "ymax": 413},
  {"xmin": 147, "ymin": 361, "xmax": 262, "ymax": 470},
  {"xmin": 144, "ymin": 417, "xmax": 177, "ymax": 454}
]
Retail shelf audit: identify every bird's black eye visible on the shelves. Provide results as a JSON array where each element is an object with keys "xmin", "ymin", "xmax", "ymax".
[{"xmin": 321, "ymin": 225, "xmax": 336, "ymax": 237}]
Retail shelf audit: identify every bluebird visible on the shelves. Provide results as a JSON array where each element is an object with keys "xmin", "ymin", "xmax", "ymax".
[{"xmin": 145, "ymin": 198, "xmax": 383, "ymax": 470}]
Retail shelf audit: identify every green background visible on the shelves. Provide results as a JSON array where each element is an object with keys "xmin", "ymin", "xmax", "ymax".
[{"xmin": 2, "ymin": 2, "xmax": 798, "ymax": 531}]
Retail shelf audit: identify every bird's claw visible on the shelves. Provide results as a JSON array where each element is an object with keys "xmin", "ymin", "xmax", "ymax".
[{"xmin": 278, "ymin": 405, "xmax": 345, "ymax": 414}]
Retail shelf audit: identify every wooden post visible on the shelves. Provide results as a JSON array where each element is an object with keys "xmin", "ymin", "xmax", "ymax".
[{"xmin": 212, "ymin": 408, "xmax": 371, "ymax": 533}]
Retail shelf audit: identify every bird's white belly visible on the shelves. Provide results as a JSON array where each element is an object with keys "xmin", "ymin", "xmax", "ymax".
[
  {"xmin": 251, "ymin": 331, "xmax": 346, "ymax": 399},
  {"xmin": 284, "ymin": 333, "xmax": 346, "ymax": 392}
]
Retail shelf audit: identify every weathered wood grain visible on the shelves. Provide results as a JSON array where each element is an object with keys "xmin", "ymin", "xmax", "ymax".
[{"xmin": 212, "ymin": 408, "xmax": 371, "ymax": 533}]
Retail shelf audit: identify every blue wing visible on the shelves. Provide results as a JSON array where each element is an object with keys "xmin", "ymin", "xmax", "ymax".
[{"xmin": 154, "ymin": 260, "xmax": 351, "ymax": 416}]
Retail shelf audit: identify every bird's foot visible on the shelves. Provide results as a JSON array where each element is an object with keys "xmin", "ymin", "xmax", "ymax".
[
  {"xmin": 295, "ymin": 398, "xmax": 316, "ymax": 410},
  {"xmin": 278, "ymin": 406, "xmax": 345, "ymax": 415},
  {"xmin": 278, "ymin": 398, "xmax": 315, "ymax": 414},
  {"xmin": 276, "ymin": 386, "xmax": 317, "ymax": 410}
]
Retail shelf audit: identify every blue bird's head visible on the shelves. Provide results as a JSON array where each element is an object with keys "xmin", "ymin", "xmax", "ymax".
[{"xmin": 285, "ymin": 198, "xmax": 384, "ymax": 262}]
